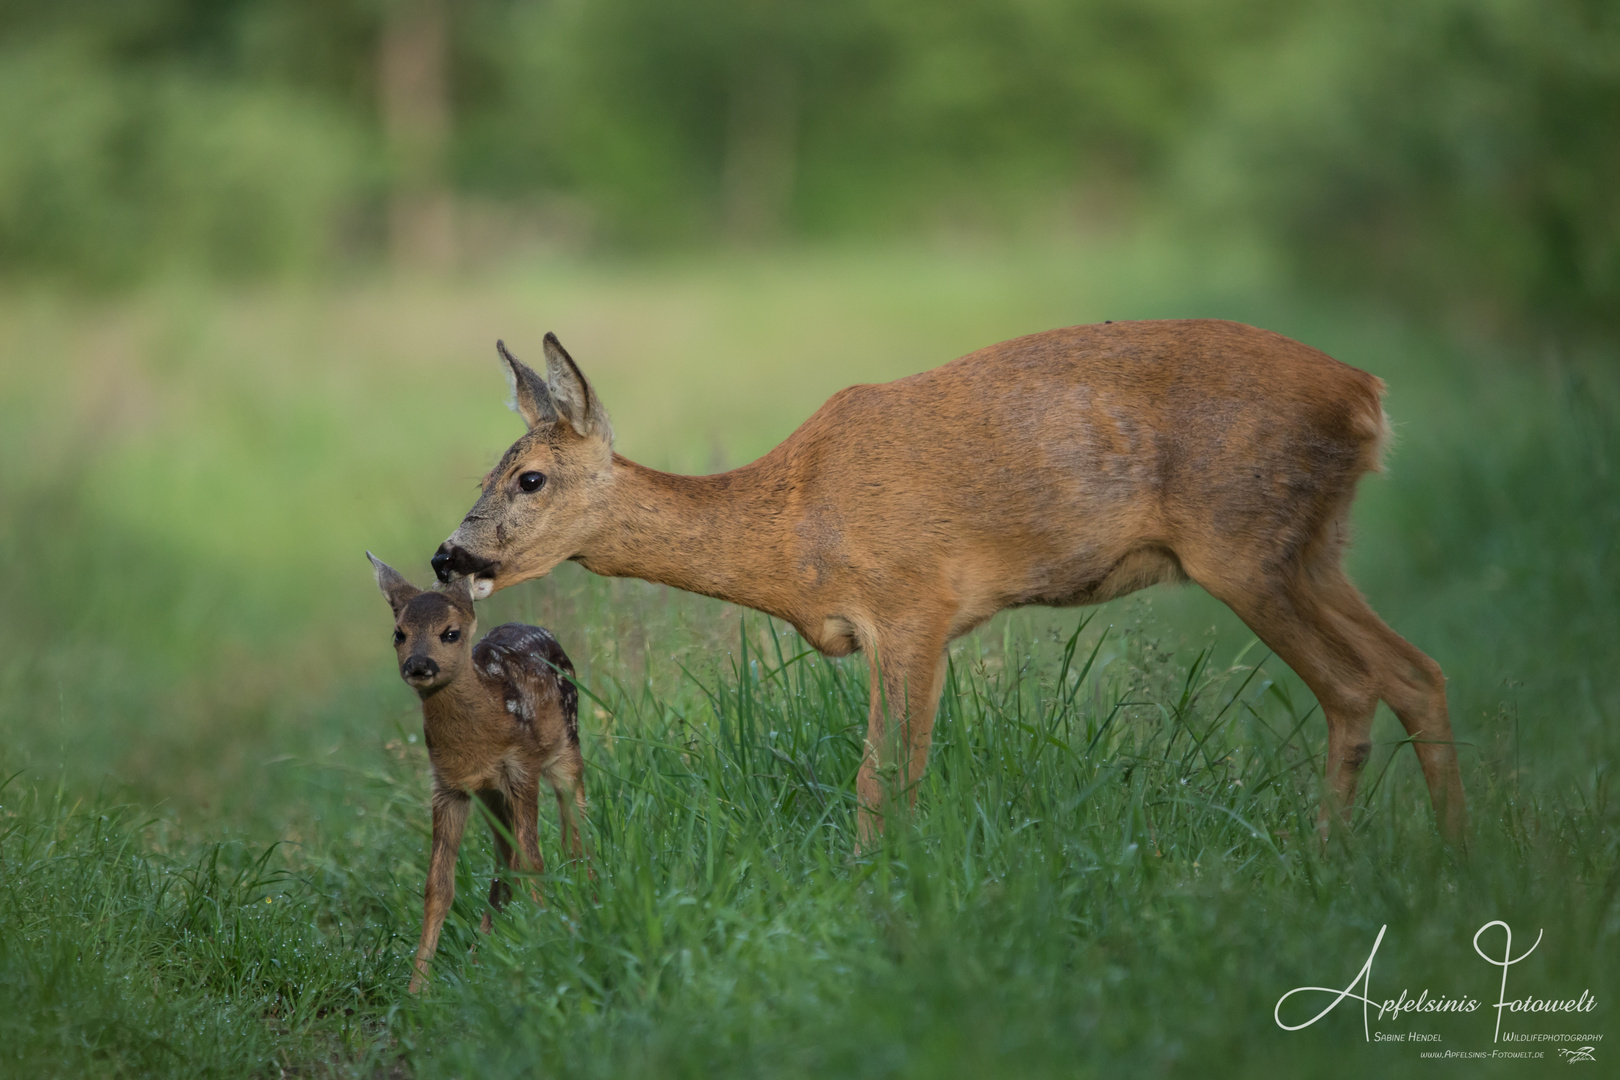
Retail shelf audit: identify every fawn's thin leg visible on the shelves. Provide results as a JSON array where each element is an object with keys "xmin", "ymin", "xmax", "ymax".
[
  {"xmin": 411, "ymin": 787, "xmax": 470, "ymax": 993},
  {"xmin": 509, "ymin": 775, "xmax": 546, "ymax": 904},
  {"xmin": 545, "ymin": 750, "xmax": 590, "ymax": 863},
  {"xmin": 478, "ymin": 790, "xmax": 514, "ymax": 934}
]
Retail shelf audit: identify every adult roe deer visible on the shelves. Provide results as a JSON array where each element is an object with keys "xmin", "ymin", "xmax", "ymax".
[
  {"xmin": 430, "ymin": 321, "xmax": 1465, "ymax": 845},
  {"xmin": 369, "ymin": 554, "xmax": 588, "ymax": 992}
]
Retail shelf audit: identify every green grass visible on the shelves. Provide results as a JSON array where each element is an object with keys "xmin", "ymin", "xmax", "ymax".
[{"xmin": 1, "ymin": 241, "xmax": 1616, "ymax": 1076}]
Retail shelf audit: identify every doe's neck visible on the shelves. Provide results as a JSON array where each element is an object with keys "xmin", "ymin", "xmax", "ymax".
[{"xmin": 578, "ymin": 454, "xmax": 797, "ymax": 620}]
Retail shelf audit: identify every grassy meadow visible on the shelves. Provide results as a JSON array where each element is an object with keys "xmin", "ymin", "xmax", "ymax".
[{"xmin": 1, "ymin": 241, "xmax": 1616, "ymax": 1077}]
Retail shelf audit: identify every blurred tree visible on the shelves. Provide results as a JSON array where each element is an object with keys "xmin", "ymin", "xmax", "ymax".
[
  {"xmin": 718, "ymin": 3, "xmax": 801, "ymax": 245},
  {"xmin": 379, "ymin": 0, "xmax": 454, "ymax": 268},
  {"xmin": 0, "ymin": 0, "xmax": 374, "ymax": 281},
  {"xmin": 453, "ymin": 0, "xmax": 1241, "ymax": 241},
  {"xmin": 0, "ymin": 0, "xmax": 1612, "ymax": 343},
  {"xmin": 1188, "ymin": 0, "xmax": 1620, "ymax": 341}
]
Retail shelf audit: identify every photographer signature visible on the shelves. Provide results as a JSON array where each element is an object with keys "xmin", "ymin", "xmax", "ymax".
[{"xmin": 1275, "ymin": 921, "xmax": 1597, "ymax": 1044}]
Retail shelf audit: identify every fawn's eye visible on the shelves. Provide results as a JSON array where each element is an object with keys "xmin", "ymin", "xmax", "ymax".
[
  {"xmin": 441, "ymin": 628, "xmax": 460, "ymax": 643},
  {"xmin": 518, "ymin": 471, "xmax": 546, "ymax": 493},
  {"xmin": 393, "ymin": 628, "xmax": 406, "ymax": 645}
]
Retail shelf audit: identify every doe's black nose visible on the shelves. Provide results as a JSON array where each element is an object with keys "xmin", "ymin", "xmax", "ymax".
[{"xmin": 432, "ymin": 543, "xmax": 497, "ymax": 584}]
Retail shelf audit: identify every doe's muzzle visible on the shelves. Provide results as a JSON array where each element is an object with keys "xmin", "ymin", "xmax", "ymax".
[{"xmin": 432, "ymin": 543, "xmax": 497, "ymax": 584}]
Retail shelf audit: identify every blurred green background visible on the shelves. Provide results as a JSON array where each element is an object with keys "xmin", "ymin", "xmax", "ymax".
[{"xmin": 0, "ymin": 2, "xmax": 1616, "ymax": 1077}]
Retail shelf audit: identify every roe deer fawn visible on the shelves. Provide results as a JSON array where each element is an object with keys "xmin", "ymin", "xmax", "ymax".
[
  {"xmin": 368, "ymin": 553, "xmax": 587, "ymax": 992},
  {"xmin": 430, "ymin": 321, "xmax": 1465, "ymax": 846}
]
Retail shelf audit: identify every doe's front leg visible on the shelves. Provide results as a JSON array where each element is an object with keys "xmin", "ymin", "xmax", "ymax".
[
  {"xmin": 410, "ymin": 787, "xmax": 470, "ymax": 994},
  {"xmin": 856, "ymin": 621, "xmax": 951, "ymax": 850}
]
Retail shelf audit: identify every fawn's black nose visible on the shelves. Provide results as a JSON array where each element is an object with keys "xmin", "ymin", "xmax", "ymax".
[
  {"xmin": 402, "ymin": 656, "xmax": 439, "ymax": 681},
  {"xmin": 432, "ymin": 542, "xmax": 497, "ymax": 584}
]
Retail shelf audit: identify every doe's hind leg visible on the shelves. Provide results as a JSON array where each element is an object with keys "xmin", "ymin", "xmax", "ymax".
[
  {"xmin": 1326, "ymin": 583, "xmax": 1467, "ymax": 843},
  {"xmin": 1200, "ymin": 570, "xmax": 1384, "ymax": 840}
]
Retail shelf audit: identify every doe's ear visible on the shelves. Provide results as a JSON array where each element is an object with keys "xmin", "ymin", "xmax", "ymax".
[
  {"xmin": 542, "ymin": 332, "xmax": 613, "ymax": 442},
  {"xmin": 498, "ymin": 340, "xmax": 559, "ymax": 430},
  {"xmin": 367, "ymin": 551, "xmax": 420, "ymax": 616}
]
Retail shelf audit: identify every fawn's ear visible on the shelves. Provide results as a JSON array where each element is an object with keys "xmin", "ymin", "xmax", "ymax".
[
  {"xmin": 367, "ymin": 552, "xmax": 420, "ymax": 616},
  {"xmin": 498, "ymin": 340, "xmax": 559, "ymax": 430},
  {"xmin": 542, "ymin": 332, "xmax": 613, "ymax": 443}
]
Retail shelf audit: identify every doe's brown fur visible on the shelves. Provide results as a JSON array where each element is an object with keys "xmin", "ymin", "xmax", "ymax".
[
  {"xmin": 431, "ymin": 320, "xmax": 1465, "ymax": 847},
  {"xmin": 368, "ymin": 553, "xmax": 586, "ymax": 993}
]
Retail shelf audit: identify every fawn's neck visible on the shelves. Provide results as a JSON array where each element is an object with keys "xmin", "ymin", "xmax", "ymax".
[
  {"xmin": 416, "ymin": 667, "xmax": 485, "ymax": 734},
  {"xmin": 578, "ymin": 455, "xmax": 798, "ymax": 621}
]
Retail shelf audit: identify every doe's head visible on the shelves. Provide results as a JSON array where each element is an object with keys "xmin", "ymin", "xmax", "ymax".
[
  {"xmin": 368, "ymin": 552, "xmax": 477, "ymax": 694},
  {"xmin": 431, "ymin": 334, "xmax": 614, "ymax": 596}
]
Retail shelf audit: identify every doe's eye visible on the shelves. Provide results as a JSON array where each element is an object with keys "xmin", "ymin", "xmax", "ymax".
[
  {"xmin": 441, "ymin": 628, "xmax": 461, "ymax": 643},
  {"xmin": 518, "ymin": 471, "xmax": 546, "ymax": 493},
  {"xmin": 393, "ymin": 628, "xmax": 406, "ymax": 645}
]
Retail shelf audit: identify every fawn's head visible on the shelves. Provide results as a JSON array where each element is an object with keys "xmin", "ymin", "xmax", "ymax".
[
  {"xmin": 369, "ymin": 553, "xmax": 477, "ymax": 694},
  {"xmin": 431, "ymin": 334, "xmax": 614, "ymax": 596}
]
